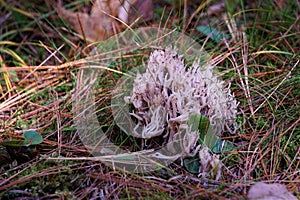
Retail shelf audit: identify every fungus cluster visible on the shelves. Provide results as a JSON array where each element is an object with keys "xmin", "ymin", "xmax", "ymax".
[{"xmin": 125, "ymin": 47, "xmax": 238, "ymax": 178}]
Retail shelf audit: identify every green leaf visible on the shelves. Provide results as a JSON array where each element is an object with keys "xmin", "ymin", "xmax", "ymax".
[
  {"xmin": 183, "ymin": 156, "xmax": 200, "ymax": 174},
  {"xmin": 22, "ymin": 130, "xmax": 43, "ymax": 146},
  {"xmin": 0, "ymin": 140, "xmax": 25, "ymax": 147},
  {"xmin": 197, "ymin": 26, "xmax": 230, "ymax": 43},
  {"xmin": 212, "ymin": 139, "xmax": 235, "ymax": 154},
  {"xmin": 187, "ymin": 114, "xmax": 235, "ymax": 154},
  {"xmin": 188, "ymin": 113, "xmax": 210, "ymax": 141},
  {"xmin": 0, "ymin": 131, "xmax": 43, "ymax": 147},
  {"xmin": 203, "ymin": 125, "xmax": 219, "ymax": 150},
  {"xmin": 188, "ymin": 114, "xmax": 218, "ymax": 149}
]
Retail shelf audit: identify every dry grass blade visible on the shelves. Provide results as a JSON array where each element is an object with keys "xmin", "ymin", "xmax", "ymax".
[{"xmin": 254, "ymin": 59, "xmax": 299, "ymax": 114}]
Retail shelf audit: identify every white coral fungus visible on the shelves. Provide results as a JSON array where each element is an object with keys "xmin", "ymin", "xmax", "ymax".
[
  {"xmin": 125, "ymin": 47, "xmax": 237, "ymax": 178},
  {"xmin": 127, "ymin": 47, "xmax": 237, "ymax": 139}
]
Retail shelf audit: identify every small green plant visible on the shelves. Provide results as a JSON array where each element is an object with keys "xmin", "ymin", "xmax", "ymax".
[
  {"xmin": 197, "ymin": 26, "xmax": 230, "ymax": 43},
  {"xmin": 0, "ymin": 130, "xmax": 43, "ymax": 147},
  {"xmin": 188, "ymin": 113, "xmax": 235, "ymax": 153},
  {"xmin": 184, "ymin": 114, "xmax": 235, "ymax": 174}
]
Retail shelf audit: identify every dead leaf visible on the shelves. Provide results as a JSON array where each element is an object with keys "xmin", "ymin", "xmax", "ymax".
[
  {"xmin": 248, "ymin": 182, "xmax": 297, "ymax": 200},
  {"xmin": 56, "ymin": 0, "xmax": 153, "ymax": 42},
  {"xmin": 119, "ymin": 0, "xmax": 153, "ymax": 25},
  {"xmin": 56, "ymin": 0, "xmax": 122, "ymax": 42},
  {"xmin": 207, "ymin": 1, "xmax": 225, "ymax": 17}
]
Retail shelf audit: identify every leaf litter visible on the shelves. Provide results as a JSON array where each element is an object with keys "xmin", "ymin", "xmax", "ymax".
[{"xmin": 56, "ymin": 0, "xmax": 153, "ymax": 42}]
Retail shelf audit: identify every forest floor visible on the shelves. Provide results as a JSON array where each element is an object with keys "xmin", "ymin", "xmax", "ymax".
[{"xmin": 0, "ymin": 0, "xmax": 299, "ymax": 199}]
